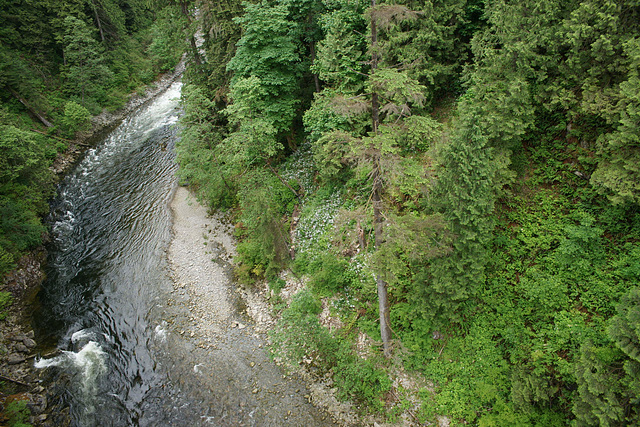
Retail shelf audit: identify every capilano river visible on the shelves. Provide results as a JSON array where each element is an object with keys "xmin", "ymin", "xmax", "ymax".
[{"xmin": 33, "ymin": 82, "xmax": 336, "ymax": 426}]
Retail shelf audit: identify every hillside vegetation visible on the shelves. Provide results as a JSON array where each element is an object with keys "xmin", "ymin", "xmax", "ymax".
[{"xmin": 177, "ymin": 0, "xmax": 640, "ymax": 424}]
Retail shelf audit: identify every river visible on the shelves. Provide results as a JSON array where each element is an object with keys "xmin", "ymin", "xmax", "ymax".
[{"xmin": 33, "ymin": 82, "xmax": 335, "ymax": 426}]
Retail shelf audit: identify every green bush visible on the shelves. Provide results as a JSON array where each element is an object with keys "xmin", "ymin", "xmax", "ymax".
[
  {"xmin": 5, "ymin": 400, "xmax": 31, "ymax": 427},
  {"xmin": 308, "ymin": 253, "xmax": 357, "ymax": 296},
  {"xmin": 61, "ymin": 101, "xmax": 91, "ymax": 137}
]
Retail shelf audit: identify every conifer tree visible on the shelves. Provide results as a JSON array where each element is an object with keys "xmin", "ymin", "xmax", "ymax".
[
  {"xmin": 62, "ymin": 16, "xmax": 113, "ymax": 106},
  {"xmin": 308, "ymin": 0, "xmax": 444, "ymax": 356}
]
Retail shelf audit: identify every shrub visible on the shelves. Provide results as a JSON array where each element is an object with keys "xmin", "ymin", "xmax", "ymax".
[{"xmin": 61, "ymin": 101, "xmax": 91, "ymax": 137}]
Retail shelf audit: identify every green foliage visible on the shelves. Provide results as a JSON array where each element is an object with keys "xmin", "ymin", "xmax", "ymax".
[
  {"xmin": 226, "ymin": 0, "xmax": 303, "ymax": 135},
  {"xmin": 0, "ymin": 291, "xmax": 12, "ymax": 321},
  {"xmin": 0, "ymin": 126, "xmax": 50, "ymax": 188},
  {"xmin": 235, "ymin": 170, "xmax": 295, "ymax": 281},
  {"xmin": 148, "ymin": 5, "xmax": 188, "ymax": 72},
  {"xmin": 5, "ymin": 399, "xmax": 31, "ymax": 427},
  {"xmin": 312, "ymin": 0, "xmax": 368, "ymax": 92},
  {"xmin": 176, "ymin": 83, "xmax": 236, "ymax": 208},
  {"xmin": 420, "ymin": 94, "xmax": 499, "ymax": 324},
  {"xmin": 307, "ymin": 253, "xmax": 358, "ymax": 296},
  {"xmin": 332, "ymin": 338, "xmax": 391, "ymax": 412},
  {"xmin": 270, "ymin": 288, "xmax": 391, "ymax": 409},
  {"xmin": 573, "ymin": 340, "xmax": 626, "ymax": 427},
  {"xmin": 270, "ymin": 288, "xmax": 332, "ymax": 363},
  {"xmin": 176, "ymin": 0, "xmax": 640, "ymax": 422},
  {"xmin": 0, "ymin": 125, "xmax": 52, "ymax": 277},
  {"xmin": 190, "ymin": 0, "xmax": 243, "ymax": 90},
  {"xmin": 591, "ymin": 37, "xmax": 640, "ymax": 204},
  {"xmin": 0, "ymin": 0, "xmax": 179, "ymax": 285},
  {"xmin": 62, "ymin": 16, "xmax": 114, "ymax": 109},
  {"xmin": 61, "ymin": 101, "xmax": 91, "ymax": 137}
]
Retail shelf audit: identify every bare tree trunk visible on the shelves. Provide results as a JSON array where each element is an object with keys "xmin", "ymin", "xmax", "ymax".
[
  {"xmin": 372, "ymin": 161, "xmax": 392, "ymax": 357},
  {"xmin": 357, "ymin": 219, "xmax": 366, "ymax": 252},
  {"xmin": 370, "ymin": 0, "xmax": 391, "ymax": 358},
  {"xmin": 190, "ymin": 36, "xmax": 203, "ymax": 66},
  {"xmin": 310, "ymin": 42, "xmax": 321, "ymax": 93},
  {"xmin": 91, "ymin": 0, "xmax": 105, "ymax": 42}
]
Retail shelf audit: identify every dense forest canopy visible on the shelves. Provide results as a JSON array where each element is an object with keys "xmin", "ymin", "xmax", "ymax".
[
  {"xmin": 2, "ymin": 0, "xmax": 640, "ymax": 425},
  {"xmin": 178, "ymin": 0, "xmax": 640, "ymax": 424}
]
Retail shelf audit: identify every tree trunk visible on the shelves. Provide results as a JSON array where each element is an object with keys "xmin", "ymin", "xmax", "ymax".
[
  {"xmin": 91, "ymin": 0, "xmax": 105, "ymax": 42},
  {"xmin": 372, "ymin": 160, "xmax": 392, "ymax": 357},
  {"xmin": 190, "ymin": 36, "xmax": 203, "ymax": 66},
  {"xmin": 310, "ymin": 42, "xmax": 321, "ymax": 93},
  {"xmin": 370, "ymin": 0, "xmax": 391, "ymax": 357}
]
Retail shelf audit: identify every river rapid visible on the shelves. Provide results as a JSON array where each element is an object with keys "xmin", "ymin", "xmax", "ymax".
[{"xmin": 33, "ymin": 82, "xmax": 335, "ymax": 426}]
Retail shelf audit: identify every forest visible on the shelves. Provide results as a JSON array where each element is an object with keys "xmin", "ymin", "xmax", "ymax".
[
  {"xmin": 176, "ymin": 0, "xmax": 640, "ymax": 425},
  {"xmin": 1, "ymin": 0, "xmax": 640, "ymax": 425}
]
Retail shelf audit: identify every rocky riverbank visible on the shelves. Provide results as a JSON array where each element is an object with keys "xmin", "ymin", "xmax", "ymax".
[
  {"xmin": 0, "ymin": 63, "xmax": 185, "ymax": 426},
  {"xmin": 165, "ymin": 186, "xmax": 430, "ymax": 427}
]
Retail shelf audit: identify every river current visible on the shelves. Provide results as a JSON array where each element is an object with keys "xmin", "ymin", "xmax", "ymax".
[{"xmin": 34, "ymin": 83, "xmax": 185, "ymax": 425}]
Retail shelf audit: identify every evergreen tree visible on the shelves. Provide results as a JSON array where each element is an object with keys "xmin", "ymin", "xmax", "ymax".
[
  {"xmin": 62, "ymin": 15, "xmax": 113, "ymax": 107},
  {"xmin": 591, "ymin": 37, "xmax": 640, "ymax": 204}
]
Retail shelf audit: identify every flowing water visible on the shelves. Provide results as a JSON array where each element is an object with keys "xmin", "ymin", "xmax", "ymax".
[{"xmin": 33, "ymin": 82, "xmax": 335, "ymax": 427}]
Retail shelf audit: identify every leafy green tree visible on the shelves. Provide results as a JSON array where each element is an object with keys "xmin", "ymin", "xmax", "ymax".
[
  {"xmin": 176, "ymin": 83, "xmax": 236, "ymax": 207},
  {"xmin": 61, "ymin": 100, "xmax": 92, "ymax": 137},
  {"xmin": 226, "ymin": 0, "xmax": 303, "ymax": 135}
]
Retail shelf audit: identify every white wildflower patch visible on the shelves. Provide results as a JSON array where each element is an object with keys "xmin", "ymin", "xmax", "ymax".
[
  {"xmin": 280, "ymin": 142, "xmax": 315, "ymax": 196},
  {"xmin": 295, "ymin": 190, "xmax": 343, "ymax": 255}
]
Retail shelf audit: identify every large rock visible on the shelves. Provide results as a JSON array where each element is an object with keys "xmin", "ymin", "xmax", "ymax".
[{"xmin": 7, "ymin": 353, "xmax": 26, "ymax": 365}]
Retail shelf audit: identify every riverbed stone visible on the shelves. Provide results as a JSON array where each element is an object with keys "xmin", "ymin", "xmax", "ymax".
[
  {"xmin": 14, "ymin": 343, "xmax": 29, "ymax": 353},
  {"xmin": 7, "ymin": 354, "xmax": 26, "ymax": 364},
  {"xmin": 23, "ymin": 337, "xmax": 36, "ymax": 348}
]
